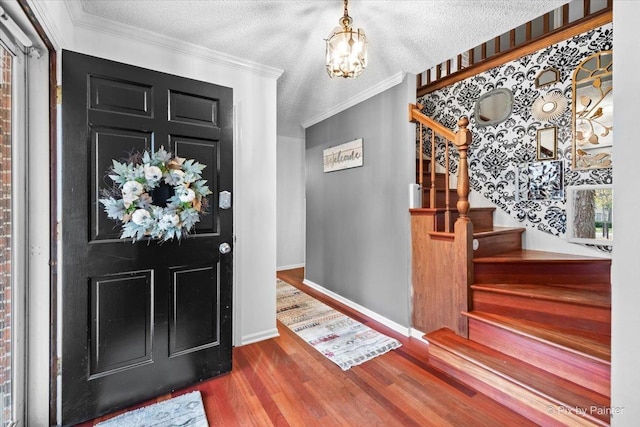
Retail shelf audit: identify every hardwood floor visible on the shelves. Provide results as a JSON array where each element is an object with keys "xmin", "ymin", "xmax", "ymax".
[{"xmin": 77, "ymin": 268, "xmax": 535, "ymax": 426}]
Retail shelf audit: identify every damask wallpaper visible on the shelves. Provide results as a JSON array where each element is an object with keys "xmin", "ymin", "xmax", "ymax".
[{"xmin": 417, "ymin": 23, "xmax": 613, "ymax": 252}]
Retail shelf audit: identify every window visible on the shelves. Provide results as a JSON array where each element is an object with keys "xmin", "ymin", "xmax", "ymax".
[
  {"xmin": 0, "ymin": 40, "xmax": 13, "ymax": 426},
  {"xmin": 0, "ymin": 11, "xmax": 29, "ymax": 424}
]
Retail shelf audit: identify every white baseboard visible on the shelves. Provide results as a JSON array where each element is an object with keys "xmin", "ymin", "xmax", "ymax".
[
  {"xmin": 240, "ymin": 328, "xmax": 279, "ymax": 346},
  {"xmin": 302, "ymin": 279, "xmax": 411, "ymax": 337},
  {"xmin": 277, "ymin": 263, "xmax": 305, "ymax": 271},
  {"xmin": 410, "ymin": 328, "xmax": 430, "ymax": 344}
]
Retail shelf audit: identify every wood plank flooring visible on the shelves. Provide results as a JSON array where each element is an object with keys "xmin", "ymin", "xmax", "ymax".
[{"xmin": 77, "ymin": 268, "xmax": 535, "ymax": 426}]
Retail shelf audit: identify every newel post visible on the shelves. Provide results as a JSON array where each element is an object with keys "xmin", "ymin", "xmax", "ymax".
[{"xmin": 454, "ymin": 116, "xmax": 472, "ymax": 220}]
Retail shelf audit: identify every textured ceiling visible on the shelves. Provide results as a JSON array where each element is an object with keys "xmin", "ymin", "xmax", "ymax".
[{"xmin": 77, "ymin": 0, "xmax": 568, "ymax": 138}]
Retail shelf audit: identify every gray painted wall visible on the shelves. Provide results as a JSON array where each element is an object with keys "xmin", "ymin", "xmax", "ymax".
[
  {"xmin": 612, "ymin": 2, "xmax": 640, "ymax": 424},
  {"xmin": 305, "ymin": 75, "xmax": 415, "ymax": 327},
  {"xmin": 277, "ymin": 135, "xmax": 306, "ymax": 269}
]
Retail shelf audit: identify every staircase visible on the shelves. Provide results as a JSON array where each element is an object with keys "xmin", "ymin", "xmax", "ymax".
[
  {"xmin": 426, "ymin": 243, "xmax": 611, "ymax": 425},
  {"xmin": 409, "ymin": 105, "xmax": 611, "ymax": 425}
]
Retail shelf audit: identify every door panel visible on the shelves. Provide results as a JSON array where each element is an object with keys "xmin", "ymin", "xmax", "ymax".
[
  {"xmin": 169, "ymin": 265, "xmax": 219, "ymax": 356},
  {"xmin": 169, "ymin": 90, "xmax": 219, "ymax": 127},
  {"xmin": 61, "ymin": 50, "xmax": 233, "ymax": 426},
  {"xmin": 90, "ymin": 271, "xmax": 154, "ymax": 377},
  {"xmin": 91, "ymin": 127, "xmax": 152, "ymax": 240},
  {"xmin": 89, "ymin": 76, "xmax": 154, "ymax": 117},
  {"xmin": 172, "ymin": 136, "xmax": 218, "ymax": 233}
]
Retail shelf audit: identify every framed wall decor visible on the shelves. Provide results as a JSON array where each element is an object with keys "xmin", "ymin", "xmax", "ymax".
[
  {"xmin": 572, "ymin": 51, "xmax": 613, "ymax": 170},
  {"xmin": 566, "ymin": 184, "xmax": 613, "ymax": 246},
  {"xmin": 534, "ymin": 67, "xmax": 560, "ymax": 88},
  {"xmin": 531, "ymin": 91, "xmax": 567, "ymax": 122},
  {"xmin": 536, "ymin": 126, "xmax": 557, "ymax": 161},
  {"xmin": 516, "ymin": 160, "xmax": 564, "ymax": 201},
  {"xmin": 323, "ymin": 138, "xmax": 363, "ymax": 172}
]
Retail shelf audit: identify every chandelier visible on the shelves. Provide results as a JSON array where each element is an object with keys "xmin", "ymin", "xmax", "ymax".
[{"xmin": 325, "ymin": 0, "xmax": 368, "ymax": 79}]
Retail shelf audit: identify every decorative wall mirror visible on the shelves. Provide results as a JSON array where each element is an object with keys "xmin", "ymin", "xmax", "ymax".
[
  {"xmin": 536, "ymin": 126, "xmax": 557, "ymax": 160},
  {"xmin": 474, "ymin": 88, "xmax": 513, "ymax": 127},
  {"xmin": 531, "ymin": 91, "xmax": 567, "ymax": 122},
  {"xmin": 572, "ymin": 51, "xmax": 613, "ymax": 170},
  {"xmin": 535, "ymin": 67, "xmax": 560, "ymax": 88},
  {"xmin": 566, "ymin": 184, "xmax": 613, "ymax": 246},
  {"xmin": 516, "ymin": 160, "xmax": 564, "ymax": 201}
]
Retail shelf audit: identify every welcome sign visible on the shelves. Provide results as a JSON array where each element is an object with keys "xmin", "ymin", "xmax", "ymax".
[{"xmin": 323, "ymin": 138, "xmax": 363, "ymax": 173}]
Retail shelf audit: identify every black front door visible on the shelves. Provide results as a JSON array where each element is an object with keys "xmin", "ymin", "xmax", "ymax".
[{"xmin": 61, "ymin": 50, "xmax": 233, "ymax": 426}]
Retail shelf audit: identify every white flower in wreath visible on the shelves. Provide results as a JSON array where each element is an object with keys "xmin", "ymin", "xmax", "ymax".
[
  {"xmin": 144, "ymin": 164, "xmax": 163, "ymax": 181},
  {"xmin": 131, "ymin": 209, "xmax": 151, "ymax": 225},
  {"xmin": 122, "ymin": 180, "xmax": 144, "ymax": 196},
  {"xmin": 178, "ymin": 188, "xmax": 196, "ymax": 203},
  {"xmin": 158, "ymin": 213, "xmax": 180, "ymax": 230},
  {"xmin": 122, "ymin": 193, "xmax": 138, "ymax": 208},
  {"xmin": 122, "ymin": 180, "xmax": 144, "ymax": 208}
]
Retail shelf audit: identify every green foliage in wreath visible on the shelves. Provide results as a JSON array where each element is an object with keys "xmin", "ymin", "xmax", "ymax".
[{"xmin": 99, "ymin": 147, "xmax": 212, "ymax": 242}]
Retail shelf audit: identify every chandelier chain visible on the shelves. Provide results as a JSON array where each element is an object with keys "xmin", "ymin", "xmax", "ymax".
[{"xmin": 343, "ymin": 0, "xmax": 349, "ymax": 18}]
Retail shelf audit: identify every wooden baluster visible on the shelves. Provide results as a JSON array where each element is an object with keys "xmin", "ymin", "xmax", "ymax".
[
  {"xmin": 430, "ymin": 130, "xmax": 436, "ymax": 209},
  {"xmin": 543, "ymin": 11, "xmax": 551, "ymax": 33},
  {"xmin": 444, "ymin": 138, "xmax": 451, "ymax": 232},
  {"xmin": 419, "ymin": 122, "xmax": 424, "ymax": 206},
  {"xmin": 454, "ymin": 117, "xmax": 472, "ymax": 221}
]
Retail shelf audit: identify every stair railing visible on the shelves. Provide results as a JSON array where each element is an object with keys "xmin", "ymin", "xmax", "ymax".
[
  {"xmin": 416, "ymin": 0, "xmax": 612, "ymax": 96},
  {"xmin": 408, "ymin": 103, "xmax": 471, "ymax": 232},
  {"xmin": 409, "ymin": 104, "xmax": 474, "ymax": 337}
]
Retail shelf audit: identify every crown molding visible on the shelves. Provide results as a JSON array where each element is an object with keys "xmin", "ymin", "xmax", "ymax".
[
  {"xmin": 62, "ymin": 0, "xmax": 283, "ymax": 80},
  {"xmin": 27, "ymin": 0, "xmax": 64, "ymax": 50},
  {"xmin": 301, "ymin": 71, "xmax": 406, "ymax": 129}
]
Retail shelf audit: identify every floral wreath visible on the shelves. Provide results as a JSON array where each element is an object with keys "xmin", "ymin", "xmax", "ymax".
[{"xmin": 99, "ymin": 147, "xmax": 212, "ymax": 242}]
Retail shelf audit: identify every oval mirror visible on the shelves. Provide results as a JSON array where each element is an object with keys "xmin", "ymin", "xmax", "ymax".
[{"xmin": 474, "ymin": 88, "xmax": 513, "ymax": 127}]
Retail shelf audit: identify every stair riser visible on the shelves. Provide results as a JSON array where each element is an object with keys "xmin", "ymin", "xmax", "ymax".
[
  {"xmin": 472, "ymin": 292, "xmax": 611, "ymax": 336},
  {"xmin": 473, "ymin": 232, "xmax": 523, "ymax": 258},
  {"xmin": 463, "ymin": 210, "xmax": 494, "ymax": 232},
  {"xmin": 469, "ymin": 319, "xmax": 610, "ymax": 397},
  {"xmin": 423, "ymin": 188, "xmax": 459, "ymax": 208},
  {"xmin": 474, "ymin": 262, "xmax": 611, "ymax": 285},
  {"xmin": 428, "ymin": 345, "xmax": 606, "ymax": 426},
  {"xmin": 431, "ymin": 208, "xmax": 496, "ymax": 233}
]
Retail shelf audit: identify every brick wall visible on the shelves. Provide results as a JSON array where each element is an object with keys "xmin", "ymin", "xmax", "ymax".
[{"xmin": 0, "ymin": 47, "xmax": 13, "ymax": 424}]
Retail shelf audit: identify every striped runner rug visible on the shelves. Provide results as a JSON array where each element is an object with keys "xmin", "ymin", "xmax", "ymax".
[{"xmin": 276, "ymin": 279, "xmax": 401, "ymax": 370}]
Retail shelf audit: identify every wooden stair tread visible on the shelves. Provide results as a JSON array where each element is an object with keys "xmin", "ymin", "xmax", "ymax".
[
  {"xmin": 466, "ymin": 207, "xmax": 496, "ymax": 213},
  {"xmin": 409, "ymin": 207, "xmax": 494, "ymax": 214},
  {"xmin": 427, "ymin": 328, "xmax": 610, "ymax": 424},
  {"xmin": 474, "ymin": 249, "xmax": 611, "ymax": 263},
  {"xmin": 422, "ymin": 187, "xmax": 458, "ymax": 193},
  {"xmin": 471, "ymin": 283, "xmax": 610, "ymax": 308},
  {"xmin": 463, "ymin": 311, "xmax": 611, "ymax": 363},
  {"xmin": 473, "ymin": 226, "xmax": 525, "ymax": 238}
]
